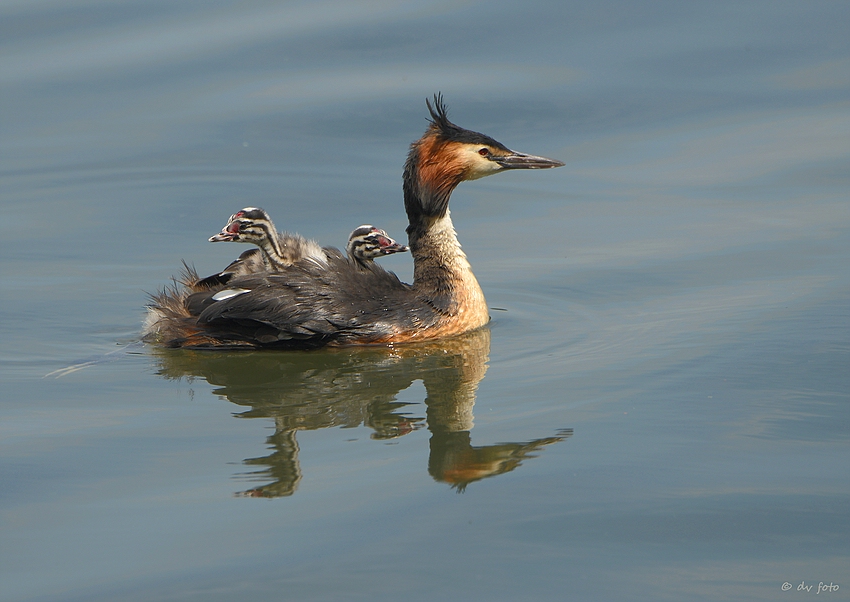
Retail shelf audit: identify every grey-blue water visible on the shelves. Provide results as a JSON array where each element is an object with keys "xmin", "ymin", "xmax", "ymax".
[{"xmin": 2, "ymin": 2, "xmax": 848, "ymax": 600}]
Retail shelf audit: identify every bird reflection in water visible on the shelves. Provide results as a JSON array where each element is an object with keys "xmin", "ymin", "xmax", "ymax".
[{"xmin": 152, "ymin": 328, "xmax": 571, "ymax": 496}]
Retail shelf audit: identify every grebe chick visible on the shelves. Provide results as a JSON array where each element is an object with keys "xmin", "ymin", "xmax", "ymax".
[
  {"xmin": 346, "ymin": 225, "xmax": 408, "ymax": 266},
  {"xmin": 199, "ymin": 215, "xmax": 407, "ymax": 288},
  {"xmin": 143, "ymin": 94, "xmax": 562, "ymax": 348},
  {"xmin": 210, "ymin": 207, "xmax": 326, "ymax": 269},
  {"xmin": 195, "ymin": 207, "xmax": 326, "ymax": 288}
]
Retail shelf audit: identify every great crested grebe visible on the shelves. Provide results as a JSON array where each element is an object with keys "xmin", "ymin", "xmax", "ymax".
[{"xmin": 143, "ymin": 94, "xmax": 563, "ymax": 348}]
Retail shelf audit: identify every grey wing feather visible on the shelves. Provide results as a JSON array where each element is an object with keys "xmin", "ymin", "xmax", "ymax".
[{"xmin": 193, "ymin": 255, "xmax": 433, "ymax": 345}]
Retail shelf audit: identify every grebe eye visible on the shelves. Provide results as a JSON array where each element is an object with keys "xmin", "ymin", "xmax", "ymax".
[{"xmin": 478, "ymin": 148, "xmax": 490, "ymax": 157}]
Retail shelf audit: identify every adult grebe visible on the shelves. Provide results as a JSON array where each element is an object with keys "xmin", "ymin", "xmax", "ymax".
[{"xmin": 143, "ymin": 94, "xmax": 563, "ymax": 348}]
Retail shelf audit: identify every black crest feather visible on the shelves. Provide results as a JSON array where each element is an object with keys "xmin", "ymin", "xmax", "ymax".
[
  {"xmin": 426, "ymin": 92, "xmax": 456, "ymax": 135},
  {"xmin": 424, "ymin": 92, "xmax": 508, "ymax": 149}
]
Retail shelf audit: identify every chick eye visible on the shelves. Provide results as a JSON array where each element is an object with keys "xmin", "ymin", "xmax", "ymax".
[{"xmin": 478, "ymin": 148, "xmax": 491, "ymax": 157}]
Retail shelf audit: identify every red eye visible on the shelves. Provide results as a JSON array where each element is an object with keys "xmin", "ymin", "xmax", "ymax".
[{"xmin": 478, "ymin": 148, "xmax": 490, "ymax": 157}]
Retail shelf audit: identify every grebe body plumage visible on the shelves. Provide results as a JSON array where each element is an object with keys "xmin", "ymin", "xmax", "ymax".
[{"xmin": 143, "ymin": 95, "xmax": 562, "ymax": 348}]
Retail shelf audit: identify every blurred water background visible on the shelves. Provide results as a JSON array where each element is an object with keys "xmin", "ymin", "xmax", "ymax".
[{"xmin": 1, "ymin": 1, "xmax": 848, "ymax": 600}]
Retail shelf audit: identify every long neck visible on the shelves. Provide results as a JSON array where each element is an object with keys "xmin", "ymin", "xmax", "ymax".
[
  {"xmin": 404, "ymin": 149, "xmax": 487, "ymax": 319},
  {"xmin": 250, "ymin": 218, "xmax": 291, "ymax": 270},
  {"xmin": 259, "ymin": 237, "xmax": 289, "ymax": 270},
  {"xmin": 409, "ymin": 210, "xmax": 486, "ymax": 312}
]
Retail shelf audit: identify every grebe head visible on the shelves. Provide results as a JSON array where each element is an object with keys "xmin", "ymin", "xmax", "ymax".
[
  {"xmin": 347, "ymin": 225, "xmax": 408, "ymax": 262},
  {"xmin": 404, "ymin": 93, "xmax": 564, "ymax": 222},
  {"xmin": 209, "ymin": 207, "xmax": 274, "ymax": 244},
  {"xmin": 424, "ymin": 93, "xmax": 566, "ymax": 180}
]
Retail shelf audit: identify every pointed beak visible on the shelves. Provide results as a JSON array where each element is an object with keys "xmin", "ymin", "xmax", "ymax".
[
  {"xmin": 382, "ymin": 242, "xmax": 409, "ymax": 255},
  {"xmin": 376, "ymin": 236, "xmax": 409, "ymax": 255},
  {"xmin": 209, "ymin": 220, "xmax": 242, "ymax": 242},
  {"xmin": 209, "ymin": 231, "xmax": 236, "ymax": 242},
  {"xmin": 494, "ymin": 151, "xmax": 564, "ymax": 170}
]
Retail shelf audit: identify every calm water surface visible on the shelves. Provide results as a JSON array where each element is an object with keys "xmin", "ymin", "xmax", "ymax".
[{"xmin": 2, "ymin": 2, "xmax": 848, "ymax": 601}]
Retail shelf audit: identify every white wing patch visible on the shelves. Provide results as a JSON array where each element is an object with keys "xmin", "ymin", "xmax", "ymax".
[{"xmin": 212, "ymin": 288, "xmax": 251, "ymax": 301}]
